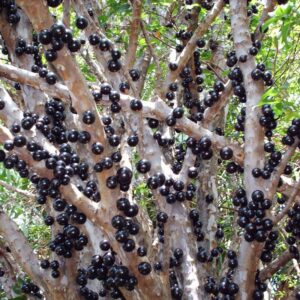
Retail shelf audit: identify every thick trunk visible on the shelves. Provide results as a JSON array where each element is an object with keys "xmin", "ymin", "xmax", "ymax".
[{"xmin": 230, "ymin": 1, "xmax": 266, "ymax": 299}]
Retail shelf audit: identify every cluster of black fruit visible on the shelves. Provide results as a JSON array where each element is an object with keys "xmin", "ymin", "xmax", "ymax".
[
  {"xmin": 36, "ymin": 18, "xmax": 87, "ymax": 85},
  {"xmin": 47, "ymin": 222, "xmax": 89, "ymax": 258},
  {"xmin": 260, "ymin": 230, "xmax": 279, "ymax": 263},
  {"xmin": 205, "ymin": 273, "xmax": 239, "ymax": 298},
  {"xmin": 252, "ymin": 272, "xmax": 269, "ymax": 300},
  {"xmin": 1, "ymin": 268, "xmax": 43, "ymax": 299},
  {"xmin": 234, "ymin": 107, "xmax": 246, "ymax": 133},
  {"xmin": 285, "ymin": 203, "xmax": 300, "ymax": 259},
  {"xmin": 75, "ymin": 240, "xmax": 138, "ymax": 300},
  {"xmin": 189, "ymin": 207, "xmax": 225, "ymax": 267},
  {"xmin": 259, "ymin": 104, "xmax": 278, "ymax": 139},
  {"xmin": 228, "ymin": 51, "xmax": 274, "ymax": 105},
  {"xmin": 155, "ymin": 211, "xmax": 168, "ymax": 244},
  {"xmin": 0, "ymin": 96, "xmax": 145, "ymax": 299},
  {"xmin": 251, "ymin": 63, "xmax": 274, "ymax": 86},
  {"xmin": 255, "ymin": 112, "xmax": 299, "ymax": 180},
  {"xmin": 203, "ymin": 251, "xmax": 239, "ymax": 298},
  {"xmin": 189, "ymin": 209, "xmax": 205, "ymax": 243},
  {"xmin": 1, "ymin": 9, "xmax": 90, "ymax": 86},
  {"xmin": 111, "ymin": 208, "xmax": 140, "ymax": 252},
  {"xmin": 158, "ymin": 178, "xmax": 195, "ymax": 205},
  {"xmin": 236, "ymin": 189, "xmax": 274, "ymax": 243},
  {"xmin": 185, "ymin": 0, "xmax": 214, "ymax": 10},
  {"xmin": 40, "ymin": 259, "xmax": 60, "ymax": 279},
  {"xmin": 93, "ymin": 81, "xmax": 142, "ymax": 115},
  {"xmin": 89, "ymin": 26, "xmax": 141, "ymax": 83},
  {"xmin": 0, "ymin": 92, "xmax": 152, "ymax": 299},
  {"xmin": 21, "ymin": 280, "xmax": 43, "ymax": 299},
  {"xmin": 167, "ymin": 43, "xmax": 227, "ymax": 123},
  {"xmin": 166, "ymin": 5, "xmax": 232, "ymax": 125},
  {"xmin": 150, "ymin": 120, "xmax": 175, "ymax": 146},
  {"xmin": 197, "ymin": 225, "xmax": 224, "ymax": 262},
  {"xmin": 2, "ymin": 136, "xmax": 29, "ymax": 179},
  {"xmin": 0, "ymin": 0, "xmax": 20, "ymax": 24},
  {"xmin": 1, "ymin": 102, "xmax": 93, "ymax": 274},
  {"xmin": 169, "ymin": 269, "xmax": 184, "ymax": 299},
  {"xmin": 172, "ymin": 143, "xmax": 186, "ymax": 174},
  {"xmin": 44, "ymin": 0, "xmax": 141, "ymax": 88}
]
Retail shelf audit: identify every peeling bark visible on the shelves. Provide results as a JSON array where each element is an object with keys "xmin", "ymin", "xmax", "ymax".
[
  {"xmin": 0, "ymin": 250, "xmax": 18, "ymax": 299},
  {"xmin": 230, "ymin": 0, "xmax": 267, "ymax": 298}
]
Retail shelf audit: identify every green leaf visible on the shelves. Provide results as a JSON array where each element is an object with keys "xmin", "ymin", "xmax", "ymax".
[
  {"xmin": 98, "ymin": 15, "xmax": 109, "ymax": 25},
  {"xmin": 280, "ymin": 20, "xmax": 291, "ymax": 44},
  {"xmin": 262, "ymin": 16, "xmax": 279, "ymax": 32},
  {"xmin": 9, "ymin": 296, "xmax": 26, "ymax": 300}
]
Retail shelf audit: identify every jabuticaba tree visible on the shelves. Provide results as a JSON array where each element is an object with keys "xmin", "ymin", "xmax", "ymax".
[{"xmin": 0, "ymin": 0, "xmax": 299, "ymax": 299}]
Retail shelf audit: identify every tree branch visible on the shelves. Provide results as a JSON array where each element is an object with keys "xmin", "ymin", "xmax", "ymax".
[
  {"xmin": 230, "ymin": 0, "xmax": 267, "ymax": 298},
  {"xmin": 0, "ymin": 121, "xmax": 168, "ymax": 300},
  {"xmin": 278, "ymin": 177, "xmax": 300, "ymax": 200},
  {"xmin": 268, "ymin": 139, "xmax": 299, "ymax": 198},
  {"xmin": 134, "ymin": 51, "xmax": 151, "ymax": 97},
  {"xmin": 71, "ymin": 0, "xmax": 139, "ymax": 97},
  {"xmin": 0, "ymin": 179, "xmax": 35, "ymax": 199},
  {"xmin": 81, "ymin": 49, "xmax": 108, "ymax": 83},
  {"xmin": 164, "ymin": 0, "xmax": 225, "ymax": 94},
  {"xmin": 126, "ymin": 0, "xmax": 142, "ymax": 70},
  {"xmin": 0, "ymin": 62, "xmax": 244, "ymax": 166},
  {"xmin": 117, "ymin": 95, "xmax": 244, "ymax": 164},
  {"xmin": 0, "ymin": 210, "xmax": 45, "ymax": 288},
  {"xmin": 16, "ymin": 0, "xmax": 119, "ymax": 211},
  {"xmin": 254, "ymin": 0, "xmax": 277, "ymax": 41},
  {"xmin": 140, "ymin": 21, "xmax": 163, "ymax": 96},
  {"xmin": 273, "ymin": 180, "xmax": 300, "ymax": 225},
  {"xmin": 202, "ymin": 81, "xmax": 233, "ymax": 128},
  {"xmin": 0, "ymin": 63, "xmax": 70, "ymax": 100},
  {"xmin": 259, "ymin": 250, "xmax": 292, "ymax": 281}
]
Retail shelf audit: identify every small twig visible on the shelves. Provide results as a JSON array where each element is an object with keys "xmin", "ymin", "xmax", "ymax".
[
  {"xmin": 203, "ymin": 61, "xmax": 226, "ymax": 83},
  {"xmin": 81, "ymin": 49, "xmax": 107, "ymax": 83},
  {"xmin": 134, "ymin": 51, "xmax": 151, "ymax": 97},
  {"xmin": 254, "ymin": 0, "xmax": 277, "ymax": 41},
  {"xmin": 140, "ymin": 21, "xmax": 163, "ymax": 96},
  {"xmin": 0, "ymin": 179, "xmax": 35, "ymax": 200},
  {"xmin": 267, "ymin": 139, "xmax": 299, "ymax": 198},
  {"xmin": 218, "ymin": 205, "xmax": 238, "ymax": 212},
  {"xmin": 273, "ymin": 181, "xmax": 300, "ymax": 225},
  {"xmin": 149, "ymin": 32, "xmax": 175, "ymax": 49}
]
